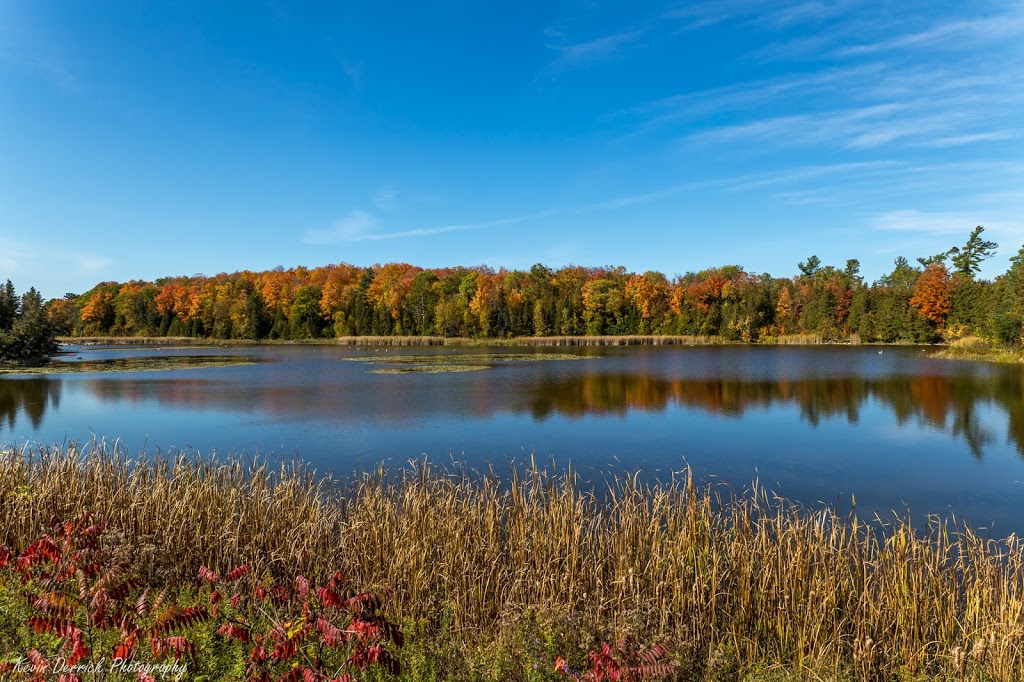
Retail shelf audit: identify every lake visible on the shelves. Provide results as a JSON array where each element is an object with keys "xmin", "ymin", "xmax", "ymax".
[{"xmin": 3, "ymin": 343, "xmax": 1024, "ymax": 534}]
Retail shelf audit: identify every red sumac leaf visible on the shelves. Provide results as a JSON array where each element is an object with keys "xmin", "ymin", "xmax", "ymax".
[
  {"xmin": 316, "ymin": 617, "xmax": 345, "ymax": 647},
  {"xmin": 136, "ymin": 587, "xmax": 151, "ymax": 616},
  {"xmin": 218, "ymin": 622, "xmax": 251, "ymax": 642},
  {"xmin": 25, "ymin": 615, "xmax": 75, "ymax": 636},
  {"xmin": 148, "ymin": 605, "xmax": 209, "ymax": 636},
  {"xmin": 27, "ymin": 648, "xmax": 50, "ymax": 670},
  {"xmin": 150, "ymin": 636, "xmax": 194, "ymax": 661},
  {"xmin": 225, "ymin": 564, "xmax": 251, "ymax": 582},
  {"xmin": 114, "ymin": 632, "xmax": 137, "ymax": 661}
]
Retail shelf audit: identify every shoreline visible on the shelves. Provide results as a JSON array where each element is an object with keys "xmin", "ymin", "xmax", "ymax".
[
  {"xmin": 62, "ymin": 334, "xmax": 930, "ymax": 348},
  {"xmin": 62, "ymin": 334, "xmax": 1024, "ymax": 364}
]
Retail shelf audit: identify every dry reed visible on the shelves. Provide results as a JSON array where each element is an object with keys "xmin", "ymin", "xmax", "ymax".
[{"xmin": 2, "ymin": 442, "xmax": 1022, "ymax": 679}]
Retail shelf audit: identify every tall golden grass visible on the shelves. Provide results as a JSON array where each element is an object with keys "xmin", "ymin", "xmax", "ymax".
[
  {"xmin": 774, "ymin": 333, "xmax": 825, "ymax": 345},
  {"xmin": 2, "ymin": 442, "xmax": 1022, "ymax": 679},
  {"xmin": 936, "ymin": 335, "xmax": 1024, "ymax": 365}
]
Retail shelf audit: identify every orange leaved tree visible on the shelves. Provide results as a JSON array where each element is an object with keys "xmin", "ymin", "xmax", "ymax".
[{"xmin": 910, "ymin": 263, "xmax": 952, "ymax": 326}]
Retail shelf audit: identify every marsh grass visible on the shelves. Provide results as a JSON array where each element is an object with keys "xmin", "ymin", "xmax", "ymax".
[
  {"xmin": 774, "ymin": 333, "xmax": 825, "ymax": 345},
  {"xmin": 1, "ymin": 443, "xmax": 1023, "ymax": 679},
  {"xmin": 330, "ymin": 336, "xmax": 449, "ymax": 346},
  {"xmin": 935, "ymin": 336, "xmax": 1024, "ymax": 365}
]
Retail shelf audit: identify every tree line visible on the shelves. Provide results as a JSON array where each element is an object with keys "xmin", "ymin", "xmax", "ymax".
[{"xmin": 35, "ymin": 226, "xmax": 1024, "ymax": 345}]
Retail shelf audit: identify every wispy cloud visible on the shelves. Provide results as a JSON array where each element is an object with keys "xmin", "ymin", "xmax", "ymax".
[
  {"xmin": 755, "ymin": 0, "xmax": 862, "ymax": 28},
  {"xmin": 543, "ymin": 29, "xmax": 644, "ymax": 73},
  {"xmin": 302, "ymin": 160, "xmax": 935, "ymax": 247},
  {"xmin": 724, "ymin": 161, "xmax": 903, "ymax": 191},
  {"xmin": 0, "ymin": 237, "xmax": 29, "ymax": 272},
  {"xmin": 0, "ymin": 233, "xmax": 113, "ymax": 281},
  {"xmin": 674, "ymin": 64, "xmax": 1024, "ymax": 152},
  {"xmin": 360, "ymin": 211, "xmax": 558, "ymax": 241},
  {"xmin": 686, "ymin": 103, "xmax": 906, "ymax": 148},
  {"xmin": 618, "ymin": 50, "xmax": 1024, "ymax": 152},
  {"xmin": 575, "ymin": 179, "xmax": 723, "ymax": 212},
  {"xmin": 74, "ymin": 255, "xmax": 114, "ymax": 272},
  {"xmin": 772, "ymin": 188, "xmax": 837, "ymax": 205},
  {"xmin": 836, "ymin": 15, "xmax": 1024, "ymax": 57},
  {"xmin": 917, "ymin": 132, "xmax": 1015, "ymax": 148},
  {"xmin": 662, "ymin": 0, "xmax": 862, "ymax": 31},
  {"xmin": 302, "ymin": 210, "xmax": 558, "ymax": 245},
  {"xmin": 612, "ymin": 63, "xmax": 885, "ymax": 137},
  {"xmin": 844, "ymin": 121, "xmax": 950, "ymax": 150},
  {"xmin": 748, "ymin": 7, "xmax": 1024, "ymax": 64},
  {"xmin": 373, "ymin": 187, "xmax": 398, "ymax": 212},
  {"xmin": 872, "ymin": 210, "xmax": 981, "ymax": 234},
  {"xmin": 0, "ymin": 8, "xmax": 83, "ymax": 94},
  {"xmin": 871, "ymin": 210, "xmax": 1024, "ymax": 237},
  {"xmin": 573, "ymin": 162, "xmax": 903, "ymax": 210},
  {"xmin": 302, "ymin": 210, "xmax": 377, "ymax": 244}
]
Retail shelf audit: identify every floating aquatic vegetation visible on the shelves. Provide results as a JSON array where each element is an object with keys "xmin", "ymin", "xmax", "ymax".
[
  {"xmin": 345, "ymin": 351, "xmax": 593, "ymax": 374},
  {"xmin": 369, "ymin": 364, "xmax": 491, "ymax": 374},
  {"xmin": 0, "ymin": 355, "xmax": 260, "ymax": 375},
  {"xmin": 345, "ymin": 351, "xmax": 592, "ymax": 368}
]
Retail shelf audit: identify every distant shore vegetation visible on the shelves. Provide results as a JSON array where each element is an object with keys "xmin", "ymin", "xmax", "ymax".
[{"xmin": 32, "ymin": 226, "xmax": 1024, "ymax": 349}]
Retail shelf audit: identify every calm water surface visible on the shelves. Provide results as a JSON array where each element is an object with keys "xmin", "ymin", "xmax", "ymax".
[{"xmin": 3, "ymin": 344, "xmax": 1024, "ymax": 533}]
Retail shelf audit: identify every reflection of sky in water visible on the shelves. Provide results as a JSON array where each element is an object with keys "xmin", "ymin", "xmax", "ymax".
[{"xmin": 2, "ymin": 344, "xmax": 1024, "ymax": 534}]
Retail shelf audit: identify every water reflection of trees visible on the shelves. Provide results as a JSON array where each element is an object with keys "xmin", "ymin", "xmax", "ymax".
[
  {"xmin": 0, "ymin": 378, "xmax": 61, "ymax": 432},
  {"xmin": 64, "ymin": 369, "xmax": 1024, "ymax": 461},
  {"xmin": 524, "ymin": 372, "xmax": 1024, "ymax": 458}
]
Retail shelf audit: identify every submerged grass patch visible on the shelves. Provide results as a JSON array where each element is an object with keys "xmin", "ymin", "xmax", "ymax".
[
  {"xmin": 346, "ymin": 351, "xmax": 593, "ymax": 373},
  {"xmin": 0, "ymin": 354, "xmax": 260, "ymax": 375},
  {"xmin": 370, "ymin": 363, "xmax": 491, "ymax": 374}
]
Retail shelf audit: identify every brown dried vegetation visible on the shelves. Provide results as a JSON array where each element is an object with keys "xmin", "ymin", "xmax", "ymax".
[{"xmin": 2, "ymin": 443, "xmax": 1024, "ymax": 679}]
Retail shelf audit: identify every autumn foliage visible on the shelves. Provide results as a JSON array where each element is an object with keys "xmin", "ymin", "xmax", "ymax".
[
  {"xmin": 53, "ymin": 262, "xmax": 855, "ymax": 342},
  {"xmin": 554, "ymin": 638, "xmax": 676, "ymax": 681},
  {"xmin": 0, "ymin": 514, "xmax": 401, "ymax": 682},
  {"xmin": 27, "ymin": 225, "xmax": 1023, "ymax": 345},
  {"xmin": 910, "ymin": 263, "xmax": 953, "ymax": 325}
]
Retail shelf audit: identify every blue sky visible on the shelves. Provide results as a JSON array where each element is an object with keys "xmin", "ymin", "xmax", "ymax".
[{"xmin": 1, "ymin": 1, "xmax": 1022, "ymax": 298}]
